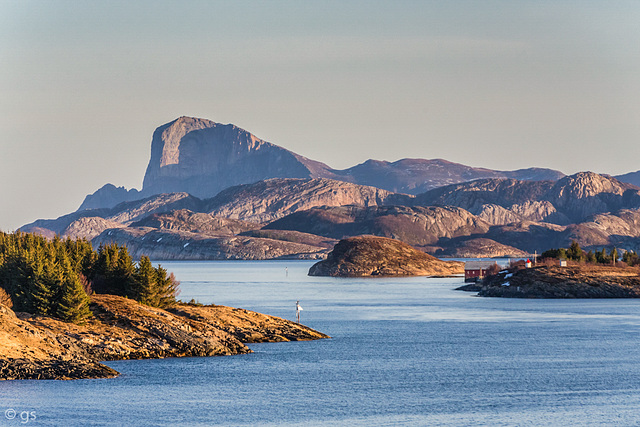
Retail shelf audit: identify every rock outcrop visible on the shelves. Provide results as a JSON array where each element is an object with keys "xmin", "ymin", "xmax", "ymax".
[
  {"xmin": 308, "ymin": 235, "xmax": 464, "ymax": 277},
  {"xmin": 458, "ymin": 264, "xmax": 640, "ymax": 298},
  {"xmin": 205, "ymin": 178, "xmax": 409, "ymax": 223},
  {"xmin": 0, "ymin": 294, "xmax": 329, "ymax": 381}
]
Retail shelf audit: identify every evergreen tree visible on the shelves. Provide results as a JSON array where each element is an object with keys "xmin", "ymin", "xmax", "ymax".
[
  {"xmin": 596, "ymin": 248, "xmax": 609, "ymax": 264},
  {"xmin": 567, "ymin": 241, "xmax": 584, "ymax": 261},
  {"xmin": 557, "ymin": 248, "xmax": 567, "ymax": 260},
  {"xmin": 0, "ymin": 232, "xmax": 180, "ymax": 318},
  {"xmin": 153, "ymin": 266, "xmax": 179, "ymax": 309},
  {"xmin": 133, "ymin": 256, "xmax": 157, "ymax": 305},
  {"xmin": 623, "ymin": 250, "xmax": 639, "ymax": 266},
  {"xmin": 541, "ymin": 248, "xmax": 559, "ymax": 259},
  {"xmin": 56, "ymin": 259, "xmax": 92, "ymax": 324}
]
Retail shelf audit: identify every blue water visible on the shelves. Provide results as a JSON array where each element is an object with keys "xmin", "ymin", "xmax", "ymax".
[{"xmin": 2, "ymin": 260, "xmax": 640, "ymax": 426}]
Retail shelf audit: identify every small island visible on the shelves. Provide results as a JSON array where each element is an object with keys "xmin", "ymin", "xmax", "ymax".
[
  {"xmin": 457, "ymin": 243, "xmax": 640, "ymax": 298},
  {"xmin": 457, "ymin": 264, "xmax": 640, "ymax": 298},
  {"xmin": 308, "ymin": 235, "xmax": 464, "ymax": 277}
]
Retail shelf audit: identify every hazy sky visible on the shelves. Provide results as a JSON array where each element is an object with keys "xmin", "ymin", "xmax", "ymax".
[{"xmin": 1, "ymin": 1, "xmax": 639, "ymax": 231}]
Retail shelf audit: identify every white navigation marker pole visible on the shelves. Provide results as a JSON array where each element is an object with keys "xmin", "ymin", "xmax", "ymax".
[{"xmin": 296, "ymin": 300, "xmax": 303, "ymax": 323}]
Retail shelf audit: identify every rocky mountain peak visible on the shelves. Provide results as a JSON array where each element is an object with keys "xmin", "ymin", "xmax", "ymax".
[
  {"xmin": 550, "ymin": 171, "xmax": 630, "ymax": 199},
  {"xmin": 141, "ymin": 117, "xmax": 318, "ymax": 198},
  {"xmin": 545, "ymin": 172, "xmax": 640, "ymax": 222},
  {"xmin": 156, "ymin": 117, "xmax": 218, "ymax": 167}
]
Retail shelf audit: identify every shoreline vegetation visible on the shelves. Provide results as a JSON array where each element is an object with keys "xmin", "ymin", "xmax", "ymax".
[{"xmin": 0, "ymin": 232, "xmax": 329, "ymax": 381}]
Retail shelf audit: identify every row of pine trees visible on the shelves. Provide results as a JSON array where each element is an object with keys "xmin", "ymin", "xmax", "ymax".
[
  {"xmin": 0, "ymin": 232, "xmax": 179, "ymax": 324},
  {"xmin": 541, "ymin": 241, "xmax": 640, "ymax": 266}
]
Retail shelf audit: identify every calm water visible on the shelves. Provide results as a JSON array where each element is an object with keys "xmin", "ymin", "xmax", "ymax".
[{"xmin": 2, "ymin": 260, "xmax": 640, "ymax": 426}]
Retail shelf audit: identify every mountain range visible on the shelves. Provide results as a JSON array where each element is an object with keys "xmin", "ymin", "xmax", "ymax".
[{"xmin": 21, "ymin": 116, "xmax": 640, "ymax": 259}]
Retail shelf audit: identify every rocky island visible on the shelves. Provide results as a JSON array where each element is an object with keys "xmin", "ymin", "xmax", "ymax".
[
  {"xmin": 0, "ymin": 294, "xmax": 328, "ymax": 381},
  {"xmin": 308, "ymin": 235, "xmax": 464, "ymax": 277},
  {"xmin": 457, "ymin": 264, "xmax": 640, "ymax": 298}
]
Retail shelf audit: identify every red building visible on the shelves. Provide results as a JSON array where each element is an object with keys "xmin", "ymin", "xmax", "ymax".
[{"xmin": 464, "ymin": 261, "xmax": 498, "ymax": 282}]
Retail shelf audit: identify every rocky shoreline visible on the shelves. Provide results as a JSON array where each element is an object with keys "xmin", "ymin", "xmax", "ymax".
[
  {"xmin": 457, "ymin": 264, "xmax": 640, "ymax": 298},
  {"xmin": 0, "ymin": 295, "xmax": 329, "ymax": 381}
]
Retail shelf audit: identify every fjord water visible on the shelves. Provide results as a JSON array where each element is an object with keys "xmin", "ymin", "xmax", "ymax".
[{"xmin": 3, "ymin": 261, "xmax": 640, "ymax": 426}]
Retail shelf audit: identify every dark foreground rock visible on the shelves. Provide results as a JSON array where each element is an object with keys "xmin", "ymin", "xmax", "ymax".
[
  {"xmin": 0, "ymin": 295, "xmax": 329, "ymax": 381},
  {"xmin": 457, "ymin": 265, "xmax": 640, "ymax": 298},
  {"xmin": 309, "ymin": 235, "xmax": 464, "ymax": 277}
]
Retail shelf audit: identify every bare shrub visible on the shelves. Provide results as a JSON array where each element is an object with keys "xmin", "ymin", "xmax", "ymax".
[{"xmin": 485, "ymin": 263, "xmax": 502, "ymax": 277}]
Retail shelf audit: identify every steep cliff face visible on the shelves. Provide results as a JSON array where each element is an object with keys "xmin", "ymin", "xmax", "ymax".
[{"xmin": 141, "ymin": 117, "xmax": 326, "ymax": 198}]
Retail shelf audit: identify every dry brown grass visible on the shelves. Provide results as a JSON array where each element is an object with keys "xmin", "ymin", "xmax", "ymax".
[{"xmin": 0, "ymin": 287, "xmax": 13, "ymax": 308}]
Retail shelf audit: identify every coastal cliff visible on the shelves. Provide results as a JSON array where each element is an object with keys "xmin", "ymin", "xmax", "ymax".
[
  {"xmin": 0, "ymin": 295, "xmax": 329, "ymax": 381},
  {"xmin": 309, "ymin": 235, "xmax": 464, "ymax": 277},
  {"xmin": 457, "ymin": 264, "xmax": 640, "ymax": 298}
]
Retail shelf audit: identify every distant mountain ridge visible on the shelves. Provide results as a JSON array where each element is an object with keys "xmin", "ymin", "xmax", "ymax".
[
  {"xmin": 21, "ymin": 115, "xmax": 640, "ymax": 260},
  {"xmin": 79, "ymin": 116, "xmax": 565, "ymax": 210}
]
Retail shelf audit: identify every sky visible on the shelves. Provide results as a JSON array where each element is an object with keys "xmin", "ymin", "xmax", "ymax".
[{"xmin": 1, "ymin": 0, "xmax": 639, "ymax": 231}]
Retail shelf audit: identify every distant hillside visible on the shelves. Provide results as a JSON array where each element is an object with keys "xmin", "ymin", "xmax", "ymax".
[
  {"xmin": 331, "ymin": 158, "xmax": 563, "ymax": 194},
  {"xmin": 78, "ymin": 116, "xmax": 565, "ymax": 210},
  {"xmin": 20, "ymin": 114, "xmax": 640, "ymax": 260},
  {"xmin": 204, "ymin": 178, "xmax": 409, "ymax": 223},
  {"xmin": 615, "ymin": 170, "xmax": 640, "ymax": 188},
  {"xmin": 23, "ymin": 170, "xmax": 640, "ymax": 259},
  {"xmin": 414, "ymin": 172, "xmax": 640, "ymax": 224},
  {"xmin": 264, "ymin": 205, "xmax": 491, "ymax": 247}
]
